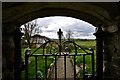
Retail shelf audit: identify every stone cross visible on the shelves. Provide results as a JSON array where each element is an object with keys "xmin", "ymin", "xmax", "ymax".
[
  {"xmin": 57, "ymin": 28, "xmax": 63, "ymax": 40},
  {"xmin": 57, "ymin": 29, "xmax": 63, "ymax": 53}
]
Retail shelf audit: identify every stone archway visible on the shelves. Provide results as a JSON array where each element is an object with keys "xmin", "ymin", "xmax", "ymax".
[{"xmin": 2, "ymin": 2, "xmax": 119, "ymax": 80}]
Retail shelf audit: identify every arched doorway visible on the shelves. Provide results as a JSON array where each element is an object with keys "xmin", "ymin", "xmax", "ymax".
[
  {"xmin": 20, "ymin": 16, "xmax": 96, "ymax": 80},
  {"xmin": 3, "ymin": 2, "xmax": 119, "ymax": 80}
]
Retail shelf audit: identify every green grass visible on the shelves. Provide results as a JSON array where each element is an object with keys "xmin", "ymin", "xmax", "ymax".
[
  {"xmin": 74, "ymin": 40, "xmax": 96, "ymax": 78},
  {"xmin": 75, "ymin": 40, "xmax": 96, "ymax": 50},
  {"xmin": 75, "ymin": 40, "xmax": 95, "ymax": 46},
  {"xmin": 21, "ymin": 48, "xmax": 43, "ymax": 60},
  {"xmin": 75, "ymin": 55, "xmax": 96, "ymax": 72},
  {"xmin": 21, "ymin": 40, "xmax": 96, "ymax": 79},
  {"xmin": 21, "ymin": 48, "xmax": 55, "ymax": 79},
  {"xmin": 71, "ymin": 50, "xmax": 96, "ymax": 79}
]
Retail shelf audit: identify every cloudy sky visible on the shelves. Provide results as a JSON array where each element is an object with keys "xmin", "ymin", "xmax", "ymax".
[{"xmin": 22, "ymin": 16, "xmax": 96, "ymax": 39}]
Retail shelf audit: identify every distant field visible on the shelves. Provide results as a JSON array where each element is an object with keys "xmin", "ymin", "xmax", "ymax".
[
  {"xmin": 75, "ymin": 40, "xmax": 95, "ymax": 46},
  {"xmin": 75, "ymin": 40, "xmax": 96, "ymax": 50}
]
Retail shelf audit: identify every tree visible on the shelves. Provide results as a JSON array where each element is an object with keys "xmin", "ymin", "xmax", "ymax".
[
  {"xmin": 21, "ymin": 19, "xmax": 42, "ymax": 48},
  {"xmin": 65, "ymin": 30, "xmax": 74, "ymax": 41}
]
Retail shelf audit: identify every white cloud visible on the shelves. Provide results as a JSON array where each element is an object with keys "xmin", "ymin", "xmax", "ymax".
[{"xmin": 34, "ymin": 16, "xmax": 96, "ymax": 39}]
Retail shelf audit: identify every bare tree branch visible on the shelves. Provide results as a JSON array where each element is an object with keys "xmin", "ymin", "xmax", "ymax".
[
  {"xmin": 22, "ymin": 19, "xmax": 42, "ymax": 48},
  {"xmin": 65, "ymin": 30, "xmax": 74, "ymax": 41}
]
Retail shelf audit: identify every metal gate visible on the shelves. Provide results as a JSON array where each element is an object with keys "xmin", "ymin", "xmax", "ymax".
[{"xmin": 24, "ymin": 29, "xmax": 95, "ymax": 80}]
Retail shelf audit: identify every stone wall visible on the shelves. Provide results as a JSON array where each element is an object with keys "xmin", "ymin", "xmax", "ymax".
[
  {"xmin": 2, "ymin": 23, "xmax": 16, "ymax": 80},
  {"xmin": 103, "ymin": 30, "xmax": 120, "ymax": 80}
]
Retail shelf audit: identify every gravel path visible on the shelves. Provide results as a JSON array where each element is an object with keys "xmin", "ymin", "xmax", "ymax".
[{"xmin": 49, "ymin": 56, "xmax": 74, "ymax": 80}]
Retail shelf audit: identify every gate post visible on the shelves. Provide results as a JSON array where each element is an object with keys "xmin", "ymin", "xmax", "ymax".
[
  {"xmin": 14, "ymin": 26, "xmax": 23, "ymax": 80},
  {"xmin": 94, "ymin": 27, "xmax": 104, "ymax": 80}
]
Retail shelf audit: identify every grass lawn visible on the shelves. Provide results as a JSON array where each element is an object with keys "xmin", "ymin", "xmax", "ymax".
[
  {"xmin": 21, "ymin": 48, "xmax": 55, "ymax": 79},
  {"xmin": 75, "ymin": 40, "xmax": 95, "ymax": 46},
  {"xmin": 75, "ymin": 40, "xmax": 96, "ymax": 50},
  {"xmin": 21, "ymin": 40, "xmax": 96, "ymax": 79}
]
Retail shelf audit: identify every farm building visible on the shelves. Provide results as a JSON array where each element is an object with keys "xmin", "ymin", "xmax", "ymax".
[{"xmin": 30, "ymin": 34, "xmax": 51, "ymax": 48}]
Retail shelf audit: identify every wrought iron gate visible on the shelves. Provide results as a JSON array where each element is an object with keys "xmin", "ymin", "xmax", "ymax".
[{"xmin": 24, "ymin": 29, "xmax": 95, "ymax": 80}]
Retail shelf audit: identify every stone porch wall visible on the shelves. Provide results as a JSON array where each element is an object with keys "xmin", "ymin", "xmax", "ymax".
[
  {"xmin": 103, "ymin": 30, "xmax": 120, "ymax": 80},
  {"xmin": 2, "ymin": 24, "xmax": 16, "ymax": 80}
]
